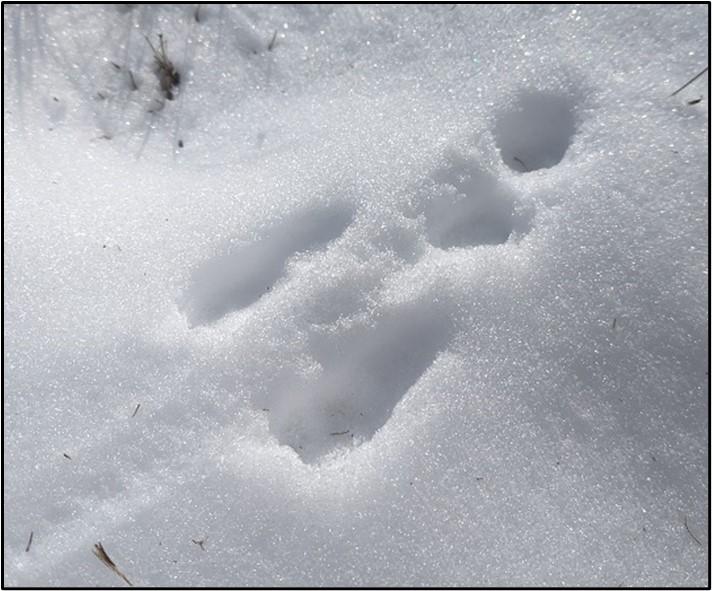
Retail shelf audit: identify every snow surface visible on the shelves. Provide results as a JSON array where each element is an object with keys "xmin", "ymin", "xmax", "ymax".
[{"xmin": 3, "ymin": 3, "xmax": 709, "ymax": 587}]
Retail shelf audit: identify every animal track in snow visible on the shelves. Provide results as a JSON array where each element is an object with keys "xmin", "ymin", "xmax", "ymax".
[
  {"xmin": 495, "ymin": 91, "xmax": 577, "ymax": 172},
  {"xmin": 179, "ymin": 204, "xmax": 352, "ymax": 326},
  {"xmin": 265, "ymin": 304, "xmax": 452, "ymax": 463},
  {"xmin": 421, "ymin": 155, "xmax": 533, "ymax": 249},
  {"xmin": 183, "ymin": 147, "xmax": 533, "ymax": 463}
]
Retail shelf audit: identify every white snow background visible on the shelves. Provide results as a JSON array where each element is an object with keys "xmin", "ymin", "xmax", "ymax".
[{"xmin": 2, "ymin": 3, "xmax": 709, "ymax": 587}]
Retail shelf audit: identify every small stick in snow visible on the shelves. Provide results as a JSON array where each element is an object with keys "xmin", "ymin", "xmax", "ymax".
[
  {"xmin": 330, "ymin": 430, "xmax": 350, "ymax": 436},
  {"xmin": 93, "ymin": 542, "xmax": 133, "ymax": 586},
  {"xmin": 267, "ymin": 30, "xmax": 278, "ymax": 51},
  {"xmin": 687, "ymin": 97, "xmax": 702, "ymax": 105},
  {"xmin": 194, "ymin": 4, "xmax": 201, "ymax": 23},
  {"xmin": 683, "ymin": 515, "xmax": 702, "ymax": 546},
  {"xmin": 191, "ymin": 537, "xmax": 207, "ymax": 551},
  {"xmin": 513, "ymin": 156, "xmax": 529, "ymax": 172},
  {"xmin": 669, "ymin": 66, "xmax": 708, "ymax": 97},
  {"xmin": 131, "ymin": 403, "xmax": 141, "ymax": 418},
  {"xmin": 128, "ymin": 70, "xmax": 138, "ymax": 91},
  {"xmin": 25, "ymin": 531, "xmax": 33, "ymax": 552},
  {"xmin": 611, "ymin": 317, "xmax": 617, "ymax": 330},
  {"xmin": 63, "ymin": 453, "xmax": 72, "ymax": 460}
]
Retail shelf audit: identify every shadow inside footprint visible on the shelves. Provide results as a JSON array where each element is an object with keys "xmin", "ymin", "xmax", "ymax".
[
  {"xmin": 266, "ymin": 305, "xmax": 452, "ymax": 463},
  {"xmin": 180, "ymin": 205, "xmax": 351, "ymax": 327},
  {"xmin": 495, "ymin": 92, "xmax": 577, "ymax": 172},
  {"xmin": 423, "ymin": 157, "xmax": 533, "ymax": 249}
]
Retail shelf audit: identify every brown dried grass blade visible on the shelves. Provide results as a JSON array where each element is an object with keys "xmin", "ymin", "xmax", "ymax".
[
  {"xmin": 93, "ymin": 542, "xmax": 133, "ymax": 586},
  {"xmin": 670, "ymin": 66, "xmax": 708, "ymax": 97}
]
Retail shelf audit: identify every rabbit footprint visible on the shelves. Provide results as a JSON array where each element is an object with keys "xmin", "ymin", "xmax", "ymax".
[
  {"xmin": 263, "ymin": 303, "xmax": 453, "ymax": 463},
  {"xmin": 179, "ymin": 204, "xmax": 352, "ymax": 326},
  {"xmin": 417, "ymin": 153, "xmax": 534, "ymax": 249}
]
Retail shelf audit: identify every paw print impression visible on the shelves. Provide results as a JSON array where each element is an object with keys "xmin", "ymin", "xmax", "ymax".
[
  {"xmin": 267, "ymin": 304, "xmax": 453, "ymax": 463},
  {"xmin": 179, "ymin": 204, "xmax": 352, "ymax": 327},
  {"xmin": 495, "ymin": 91, "xmax": 577, "ymax": 173},
  {"xmin": 422, "ymin": 156, "xmax": 533, "ymax": 249}
]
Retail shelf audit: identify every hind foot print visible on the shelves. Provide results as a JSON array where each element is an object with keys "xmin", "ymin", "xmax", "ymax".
[
  {"xmin": 178, "ymin": 205, "xmax": 351, "ymax": 327},
  {"xmin": 265, "ymin": 304, "xmax": 452, "ymax": 463}
]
